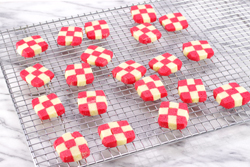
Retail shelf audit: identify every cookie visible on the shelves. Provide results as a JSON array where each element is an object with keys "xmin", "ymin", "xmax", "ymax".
[
  {"xmin": 182, "ymin": 40, "xmax": 214, "ymax": 61},
  {"xmin": 159, "ymin": 13, "xmax": 188, "ymax": 31},
  {"xmin": 85, "ymin": 20, "xmax": 110, "ymax": 40},
  {"xmin": 130, "ymin": 23, "xmax": 162, "ymax": 44},
  {"xmin": 148, "ymin": 53, "xmax": 182, "ymax": 76},
  {"xmin": 65, "ymin": 63, "xmax": 94, "ymax": 86},
  {"xmin": 135, "ymin": 75, "xmax": 167, "ymax": 101},
  {"xmin": 53, "ymin": 132, "xmax": 90, "ymax": 162},
  {"xmin": 130, "ymin": 4, "xmax": 157, "ymax": 24},
  {"xmin": 32, "ymin": 93, "xmax": 65, "ymax": 120},
  {"xmin": 158, "ymin": 101, "xmax": 189, "ymax": 130},
  {"xmin": 112, "ymin": 60, "xmax": 147, "ymax": 84},
  {"xmin": 57, "ymin": 27, "xmax": 83, "ymax": 46},
  {"xmin": 213, "ymin": 82, "xmax": 250, "ymax": 109},
  {"xmin": 81, "ymin": 45, "xmax": 113, "ymax": 67},
  {"xmin": 78, "ymin": 90, "xmax": 108, "ymax": 116},
  {"xmin": 16, "ymin": 35, "xmax": 48, "ymax": 58},
  {"xmin": 98, "ymin": 120, "xmax": 135, "ymax": 148},
  {"xmin": 20, "ymin": 64, "xmax": 54, "ymax": 87},
  {"xmin": 178, "ymin": 79, "xmax": 207, "ymax": 103}
]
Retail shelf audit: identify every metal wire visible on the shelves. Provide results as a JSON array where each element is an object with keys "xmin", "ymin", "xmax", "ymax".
[{"xmin": 0, "ymin": 0, "xmax": 250, "ymax": 166}]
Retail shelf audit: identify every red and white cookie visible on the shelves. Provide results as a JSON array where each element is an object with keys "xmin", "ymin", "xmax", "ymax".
[
  {"xmin": 158, "ymin": 101, "xmax": 189, "ymax": 130},
  {"xmin": 159, "ymin": 13, "xmax": 188, "ymax": 32},
  {"xmin": 148, "ymin": 53, "xmax": 182, "ymax": 76},
  {"xmin": 65, "ymin": 63, "xmax": 94, "ymax": 86},
  {"xmin": 178, "ymin": 79, "xmax": 207, "ymax": 103},
  {"xmin": 98, "ymin": 120, "xmax": 135, "ymax": 148},
  {"xmin": 81, "ymin": 45, "xmax": 113, "ymax": 67},
  {"xmin": 53, "ymin": 131, "xmax": 90, "ymax": 162},
  {"xmin": 57, "ymin": 27, "xmax": 83, "ymax": 46},
  {"xmin": 182, "ymin": 40, "xmax": 214, "ymax": 61},
  {"xmin": 135, "ymin": 75, "xmax": 167, "ymax": 101},
  {"xmin": 130, "ymin": 23, "xmax": 162, "ymax": 44},
  {"xmin": 16, "ymin": 35, "xmax": 48, "ymax": 58},
  {"xmin": 213, "ymin": 82, "xmax": 250, "ymax": 109},
  {"xmin": 20, "ymin": 64, "xmax": 54, "ymax": 87},
  {"xmin": 78, "ymin": 90, "xmax": 108, "ymax": 116},
  {"xmin": 85, "ymin": 20, "xmax": 110, "ymax": 40},
  {"xmin": 32, "ymin": 93, "xmax": 65, "ymax": 120},
  {"xmin": 130, "ymin": 4, "xmax": 157, "ymax": 24},
  {"xmin": 112, "ymin": 60, "xmax": 147, "ymax": 84}
]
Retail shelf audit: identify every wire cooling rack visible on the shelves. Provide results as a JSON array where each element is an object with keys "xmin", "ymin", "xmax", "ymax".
[{"xmin": 1, "ymin": 0, "xmax": 250, "ymax": 166}]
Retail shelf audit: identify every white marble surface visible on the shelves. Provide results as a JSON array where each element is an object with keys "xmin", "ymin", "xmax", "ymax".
[{"xmin": 0, "ymin": 0, "xmax": 250, "ymax": 167}]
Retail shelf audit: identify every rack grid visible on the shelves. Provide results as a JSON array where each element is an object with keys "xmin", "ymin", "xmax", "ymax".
[{"xmin": 1, "ymin": 0, "xmax": 250, "ymax": 166}]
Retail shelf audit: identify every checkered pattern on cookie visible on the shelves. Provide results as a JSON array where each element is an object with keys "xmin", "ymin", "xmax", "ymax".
[
  {"xmin": 20, "ymin": 64, "xmax": 54, "ymax": 87},
  {"xmin": 81, "ymin": 45, "xmax": 113, "ymax": 67},
  {"xmin": 130, "ymin": 23, "xmax": 162, "ymax": 44},
  {"xmin": 98, "ymin": 120, "xmax": 135, "ymax": 148},
  {"xmin": 78, "ymin": 90, "xmax": 108, "ymax": 116},
  {"xmin": 57, "ymin": 26, "xmax": 83, "ymax": 46},
  {"xmin": 85, "ymin": 20, "xmax": 110, "ymax": 40},
  {"xmin": 16, "ymin": 35, "xmax": 48, "ymax": 58},
  {"xmin": 135, "ymin": 75, "xmax": 168, "ymax": 101},
  {"xmin": 53, "ymin": 132, "xmax": 90, "ymax": 162},
  {"xmin": 130, "ymin": 4, "xmax": 157, "ymax": 24},
  {"xmin": 213, "ymin": 82, "xmax": 250, "ymax": 109},
  {"xmin": 32, "ymin": 93, "xmax": 65, "ymax": 120},
  {"xmin": 159, "ymin": 13, "xmax": 188, "ymax": 32},
  {"xmin": 148, "ymin": 53, "xmax": 182, "ymax": 76},
  {"xmin": 112, "ymin": 60, "xmax": 147, "ymax": 84},
  {"xmin": 65, "ymin": 63, "xmax": 94, "ymax": 86},
  {"xmin": 182, "ymin": 40, "xmax": 214, "ymax": 61},
  {"xmin": 178, "ymin": 79, "xmax": 207, "ymax": 103},
  {"xmin": 158, "ymin": 101, "xmax": 189, "ymax": 130}
]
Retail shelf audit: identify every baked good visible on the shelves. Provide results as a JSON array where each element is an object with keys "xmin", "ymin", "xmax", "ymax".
[
  {"xmin": 130, "ymin": 4, "xmax": 157, "ymax": 23},
  {"xmin": 159, "ymin": 13, "xmax": 188, "ymax": 31},
  {"xmin": 85, "ymin": 20, "xmax": 110, "ymax": 40},
  {"xmin": 57, "ymin": 26, "xmax": 83, "ymax": 46}
]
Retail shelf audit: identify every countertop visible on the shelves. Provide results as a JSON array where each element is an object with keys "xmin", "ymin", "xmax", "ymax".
[{"xmin": 0, "ymin": 0, "xmax": 250, "ymax": 167}]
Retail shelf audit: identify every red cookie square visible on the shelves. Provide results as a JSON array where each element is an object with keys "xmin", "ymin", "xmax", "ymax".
[
  {"xmin": 85, "ymin": 20, "xmax": 110, "ymax": 40},
  {"xmin": 130, "ymin": 4, "xmax": 157, "ymax": 24},
  {"xmin": 159, "ymin": 13, "xmax": 188, "ymax": 31},
  {"xmin": 57, "ymin": 26, "xmax": 83, "ymax": 46}
]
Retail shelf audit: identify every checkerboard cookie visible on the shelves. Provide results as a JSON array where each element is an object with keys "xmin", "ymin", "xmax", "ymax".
[
  {"xmin": 57, "ymin": 27, "xmax": 83, "ymax": 46},
  {"xmin": 135, "ymin": 75, "xmax": 167, "ymax": 101},
  {"xmin": 32, "ymin": 93, "xmax": 65, "ymax": 120},
  {"xmin": 78, "ymin": 90, "xmax": 108, "ymax": 116},
  {"xmin": 112, "ymin": 60, "xmax": 147, "ymax": 84},
  {"xmin": 148, "ymin": 53, "xmax": 182, "ymax": 76},
  {"xmin": 85, "ymin": 20, "xmax": 110, "ymax": 40},
  {"xmin": 158, "ymin": 101, "xmax": 189, "ymax": 130},
  {"xmin": 20, "ymin": 64, "xmax": 54, "ymax": 87},
  {"xmin": 16, "ymin": 35, "xmax": 48, "ymax": 58},
  {"xmin": 130, "ymin": 23, "xmax": 162, "ymax": 44},
  {"xmin": 130, "ymin": 4, "xmax": 157, "ymax": 24},
  {"xmin": 182, "ymin": 40, "xmax": 214, "ymax": 61},
  {"xmin": 98, "ymin": 120, "xmax": 135, "ymax": 147},
  {"xmin": 159, "ymin": 13, "xmax": 188, "ymax": 31},
  {"xmin": 54, "ymin": 132, "xmax": 90, "ymax": 162},
  {"xmin": 213, "ymin": 82, "xmax": 250, "ymax": 109},
  {"xmin": 65, "ymin": 63, "xmax": 94, "ymax": 86},
  {"xmin": 81, "ymin": 45, "xmax": 113, "ymax": 67},
  {"xmin": 178, "ymin": 79, "xmax": 207, "ymax": 103}
]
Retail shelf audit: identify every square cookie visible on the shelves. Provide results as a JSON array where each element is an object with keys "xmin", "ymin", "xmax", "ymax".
[
  {"xmin": 85, "ymin": 20, "xmax": 110, "ymax": 40},
  {"xmin": 98, "ymin": 120, "xmax": 135, "ymax": 147},
  {"xmin": 178, "ymin": 79, "xmax": 207, "ymax": 103},
  {"xmin": 112, "ymin": 60, "xmax": 147, "ymax": 84},
  {"xmin": 81, "ymin": 45, "xmax": 113, "ymax": 67},
  {"xmin": 16, "ymin": 35, "xmax": 48, "ymax": 58},
  {"xmin": 135, "ymin": 75, "xmax": 168, "ymax": 101},
  {"xmin": 65, "ymin": 63, "xmax": 94, "ymax": 86},
  {"xmin": 158, "ymin": 101, "xmax": 189, "ymax": 130},
  {"xmin": 57, "ymin": 26, "xmax": 83, "ymax": 46},
  {"xmin": 20, "ymin": 63, "xmax": 54, "ymax": 87},
  {"xmin": 159, "ymin": 13, "xmax": 188, "ymax": 31},
  {"xmin": 130, "ymin": 23, "xmax": 162, "ymax": 44},
  {"xmin": 148, "ymin": 53, "xmax": 182, "ymax": 76},
  {"xmin": 32, "ymin": 93, "xmax": 65, "ymax": 120},
  {"xmin": 78, "ymin": 90, "xmax": 108, "ymax": 116},
  {"xmin": 130, "ymin": 4, "xmax": 157, "ymax": 23},
  {"xmin": 213, "ymin": 82, "xmax": 250, "ymax": 109},
  {"xmin": 53, "ymin": 132, "xmax": 90, "ymax": 162}
]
